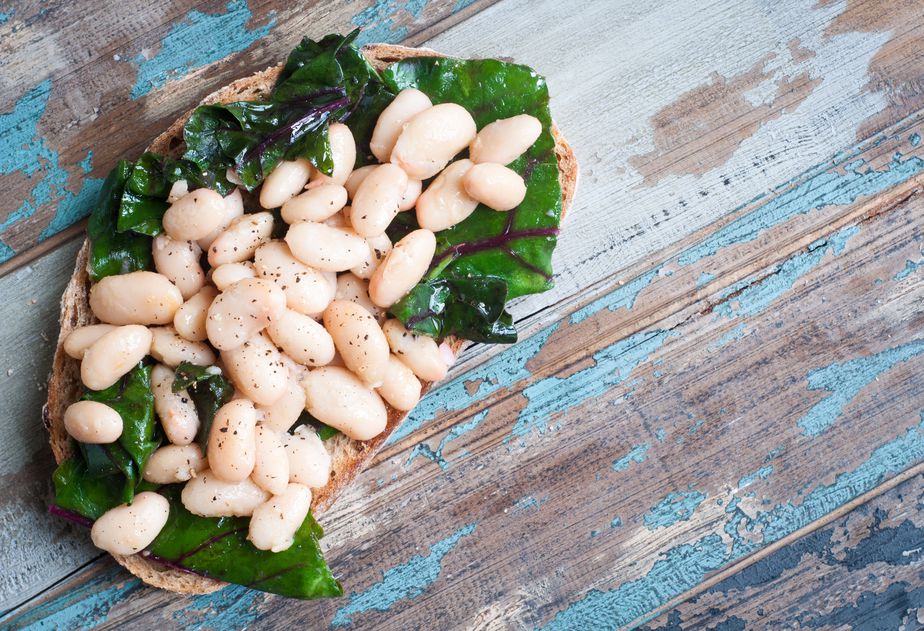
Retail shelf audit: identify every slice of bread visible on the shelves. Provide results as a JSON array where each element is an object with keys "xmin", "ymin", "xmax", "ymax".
[{"xmin": 43, "ymin": 43, "xmax": 578, "ymax": 595}]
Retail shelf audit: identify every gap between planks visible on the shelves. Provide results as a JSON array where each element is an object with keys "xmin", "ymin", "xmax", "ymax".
[{"xmin": 626, "ymin": 461, "xmax": 924, "ymax": 630}]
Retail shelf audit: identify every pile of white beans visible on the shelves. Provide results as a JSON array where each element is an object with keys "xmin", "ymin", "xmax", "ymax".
[{"xmin": 63, "ymin": 88, "xmax": 542, "ymax": 557}]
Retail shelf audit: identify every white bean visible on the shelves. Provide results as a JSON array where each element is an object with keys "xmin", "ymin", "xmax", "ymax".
[
  {"xmin": 368, "ymin": 229, "xmax": 436, "ymax": 308},
  {"xmin": 415, "ymin": 159, "xmax": 478, "ymax": 231},
  {"xmin": 469, "ymin": 114, "xmax": 542, "ymax": 165},
  {"xmin": 344, "ymin": 165, "xmax": 376, "ymax": 199},
  {"xmin": 207, "ymin": 399, "xmax": 257, "ymax": 483},
  {"xmin": 211, "ymin": 262, "xmax": 256, "ymax": 291},
  {"xmin": 463, "ymin": 162, "xmax": 527, "ymax": 211},
  {"xmin": 63, "ymin": 324, "xmax": 117, "ymax": 360},
  {"xmin": 152, "ymin": 235, "xmax": 205, "ymax": 299},
  {"xmin": 150, "ymin": 326, "xmax": 216, "ymax": 367},
  {"xmin": 163, "ymin": 189, "xmax": 226, "ymax": 241},
  {"xmin": 259, "ymin": 158, "xmax": 313, "ymax": 209},
  {"xmin": 256, "ymin": 378, "xmax": 306, "ymax": 433},
  {"xmin": 323, "ymin": 300, "xmax": 389, "ymax": 385},
  {"xmin": 90, "ymin": 492, "xmax": 169, "ymax": 555},
  {"xmin": 206, "ymin": 278, "xmax": 286, "ymax": 351},
  {"xmin": 247, "ymin": 483, "xmax": 312, "ymax": 552},
  {"xmin": 391, "ymin": 103, "xmax": 477, "ymax": 179},
  {"xmin": 325, "ymin": 209, "xmax": 349, "ymax": 228},
  {"xmin": 336, "ymin": 273, "xmax": 382, "ymax": 320},
  {"xmin": 350, "ymin": 163, "xmax": 408, "ymax": 237},
  {"xmin": 142, "ymin": 444, "xmax": 207, "ymax": 484},
  {"xmin": 173, "ymin": 286, "xmax": 218, "ymax": 342},
  {"xmin": 376, "ymin": 355, "xmax": 422, "ymax": 411},
  {"xmin": 151, "ymin": 363, "xmax": 200, "ymax": 445},
  {"xmin": 266, "ymin": 308, "xmax": 335, "ymax": 367},
  {"xmin": 308, "ymin": 123, "xmax": 355, "ymax": 187},
  {"xmin": 302, "ymin": 367, "xmax": 387, "ymax": 440},
  {"xmin": 251, "ymin": 423, "xmax": 289, "ymax": 495},
  {"xmin": 281, "ymin": 183, "xmax": 348, "ymax": 224},
  {"xmin": 64, "ymin": 400, "xmax": 123, "ymax": 443},
  {"xmin": 181, "ymin": 470, "xmax": 270, "ymax": 517},
  {"xmin": 198, "ymin": 188, "xmax": 245, "ymax": 249},
  {"xmin": 89, "ymin": 271, "xmax": 183, "ymax": 325},
  {"xmin": 167, "ymin": 180, "xmax": 188, "ymax": 203},
  {"xmin": 399, "ymin": 178, "xmax": 422, "ymax": 211},
  {"xmin": 81, "ymin": 325, "xmax": 152, "ymax": 390},
  {"xmin": 221, "ymin": 333, "xmax": 289, "ymax": 406},
  {"xmin": 351, "ymin": 233, "xmax": 392, "ymax": 280},
  {"xmin": 382, "ymin": 319, "xmax": 449, "ymax": 382},
  {"xmin": 284, "ymin": 425, "xmax": 331, "ymax": 488},
  {"xmin": 285, "ymin": 221, "xmax": 368, "ymax": 272},
  {"xmin": 253, "ymin": 241, "xmax": 333, "ymax": 317},
  {"xmin": 370, "ymin": 88, "xmax": 433, "ymax": 163},
  {"xmin": 207, "ymin": 212, "xmax": 274, "ymax": 266}
]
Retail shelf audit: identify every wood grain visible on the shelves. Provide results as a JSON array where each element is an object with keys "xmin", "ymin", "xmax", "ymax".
[
  {"xmin": 3, "ymin": 0, "xmax": 924, "ymax": 626},
  {"xmin": 639, "ymin": 472, "xmax": 924, "ymax": 630}
]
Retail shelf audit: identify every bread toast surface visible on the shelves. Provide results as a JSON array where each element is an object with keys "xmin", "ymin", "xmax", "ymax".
[{"xmin": 44, "ymin": 43, "xmax": 577, "ymax": 594}]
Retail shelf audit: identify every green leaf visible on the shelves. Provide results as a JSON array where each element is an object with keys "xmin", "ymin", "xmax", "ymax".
[
  {"xmin": 383, "ymin": 57, "xmax": 562, "ymax": 305},
  {"xmin": 81, "ymin": 363, "xmax": 160, "ymax": 502},
  {"xmin": 87, "ymin": 161, "xmax": 153, "ymax": 281},
  {"xmin": 390, "ymin": 276, "xmax": 518, "ymax": 343},
  {"xmin": 172, "ymin": 362, "xmax": 234, "ymax": 447},
  {"xmin": 180, "ymin": 31, "xmax": 389, "ymax": 192},
  {"xmin": 52, "ymin": 459, "xmax": 125, "ymax": 521},
  {"xmin": 145, "ymin": 487, "xmax": 342, "ymax": 599},
  {"xmin": 293, "ymin": 410, "xmax": 340, "ymax": 441}
]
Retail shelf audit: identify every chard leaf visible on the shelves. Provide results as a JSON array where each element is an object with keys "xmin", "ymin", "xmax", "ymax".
[
  {"xmin": 81, "ymin": 363, "xmax": 160, "ymax": 502},
  {"xmin": 181, "ymin": 31, "xmax": 385, "ymax": 193},
  {"xmin": 293, "ymin": 410, "xmax": 340, "ymax": 441},
  {"xmin": 117, "ymin": 152, "xmax": 170, "ymax": 236},
  {"xmin": 173, "ymin": 362, "xmax": 234, "ymax": 447},
  {"xmin": 390, "ymin": 276, "xmax": 518, "ymax": 343},
  {"xmin": 88, "ymin": 161, "xmax": 153, "ymax": 280},
  {"xmin": 382, "ymin": 57, "xmax": 562, "ymax": 340},
  {"xmin": 52, "ymin": 459, "xmax": 125, "ymax": 521},
  {"xmin": 145, "ymin": 487, "xmax": 342, "ymax": 599}
]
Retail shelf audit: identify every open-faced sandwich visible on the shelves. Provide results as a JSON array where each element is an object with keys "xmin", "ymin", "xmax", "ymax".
[{"xmin": 45, "ymin": 30, "xmax": 577, "ymax": 599}]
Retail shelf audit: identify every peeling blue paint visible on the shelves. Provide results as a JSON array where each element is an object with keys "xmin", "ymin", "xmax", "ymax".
[
  {"xmin": 688, "ymin": 419, "xmax": 705, "ymax": 435},
  {"xmin": 798, "ymin": 582, "xmax": 924, "ymax": 629},
  {"xmin": 894, "ymin": 255, "xmax": 923, "ymax": 281},
  {"xmin": 737, "ymin": 464, "xmax": 773, "ymax": 489},
  {"xmin": 541, "ymin": 534, "xmax": 727, "ymax": 631},
  {"xmin": 644, "ymin": 490, "xmax": 707, "ymax": 530},
  {"xmin": 711, "ymin": 323, "xmax": 748, "ymax": 350},
  {"xmin": 388, "ymin": 325, "xmax": 558, "ymax": 445},
  {"xmin": 173, "ymin": 584, "xmax": 265, "ymax": 629},
  {"xmin": 910, "ymin": 132, "xmax": 921, "ymax": 147},
  {"xmin": 696, "ymin": 271, "xmax": 715, "ymax": 288},
  {"xmin": 78, "ymin": 151, "xmax": 93, "ymax": 174},
  {"xmin": 0, "ymin": 10, "xmax": 12, "ymax": 24},
  {"xmin": 452, "ymin": 0, "xmax": 480, "ymax": 12},
  {"xmin": 513, "ymin": 495, "xmax": 546, "ymax": 512},
  {"xmin": 129, "ymin": 0, "xmax": 275, "ymax": 99},
  {"xmin": 611, "ymin": 443, "xmax": 650, "ymax": 472},
  {"xmin": 405, "ymin": 410, "xmax": 488, "ymax": 469},
  {"xmin": 677, "ymin": 155, "xmax": 924, "ymax": 266},
  {"xmin": 714, "ymin": 225, "xmax": 858, "ymax": 319},
  {"xmin": 655, "ymin": 428, "xmax": 666, "ymax": 442},
  {"xmin": 352, "ymin": 0, "xmax": 432, "ymax": 46},
  {"xmin": 511, "ymin": 330, "xmax": 674, "ymax": 439},
  {"xmin": 610, "ymin": 517, "xmax": 622, "ymax": 528},
  {"xmin": 0, "ymin": 79, "xmax": 103, "ymax": 259},
  {"xmin": 796, "ymin": 339, "xmax": 924, "ymax": 437},
  {"xmin": 332, "ymin": 523, "xmax": 476, "ymax": 627},
  {"xmin": 571, "ymin": 268, "xmax": 658, "ymax": 324},
  {"xmin": 544, "ymin": 412, "xmax": 924, "ymax": 629},
  {"xmin": 2, "ymin": 567, "xmax": 142, "ymax": 629}
]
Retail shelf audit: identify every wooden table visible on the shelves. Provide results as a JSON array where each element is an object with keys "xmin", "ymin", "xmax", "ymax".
[{"xmin": 2, "ymin": 0, "xmax": 924, "ymax": 628}]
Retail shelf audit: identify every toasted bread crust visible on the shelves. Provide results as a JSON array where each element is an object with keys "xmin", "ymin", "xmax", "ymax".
[{"xmin": 44, "ymin": 43, "xmax": 578, "ymax": 595}]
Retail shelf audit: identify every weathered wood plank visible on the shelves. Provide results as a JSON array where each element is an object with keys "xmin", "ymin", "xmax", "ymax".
[
  {"xmin": 640, "ymin": 472, "xmax": 924, "ymax": 630},
  {"xmin": 0, "ymin": 0, "xmax": 496, "ymax": 265},
  {"xmin": 5, "ymin": 145, "xmax": 924, "ymax": 628}
]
